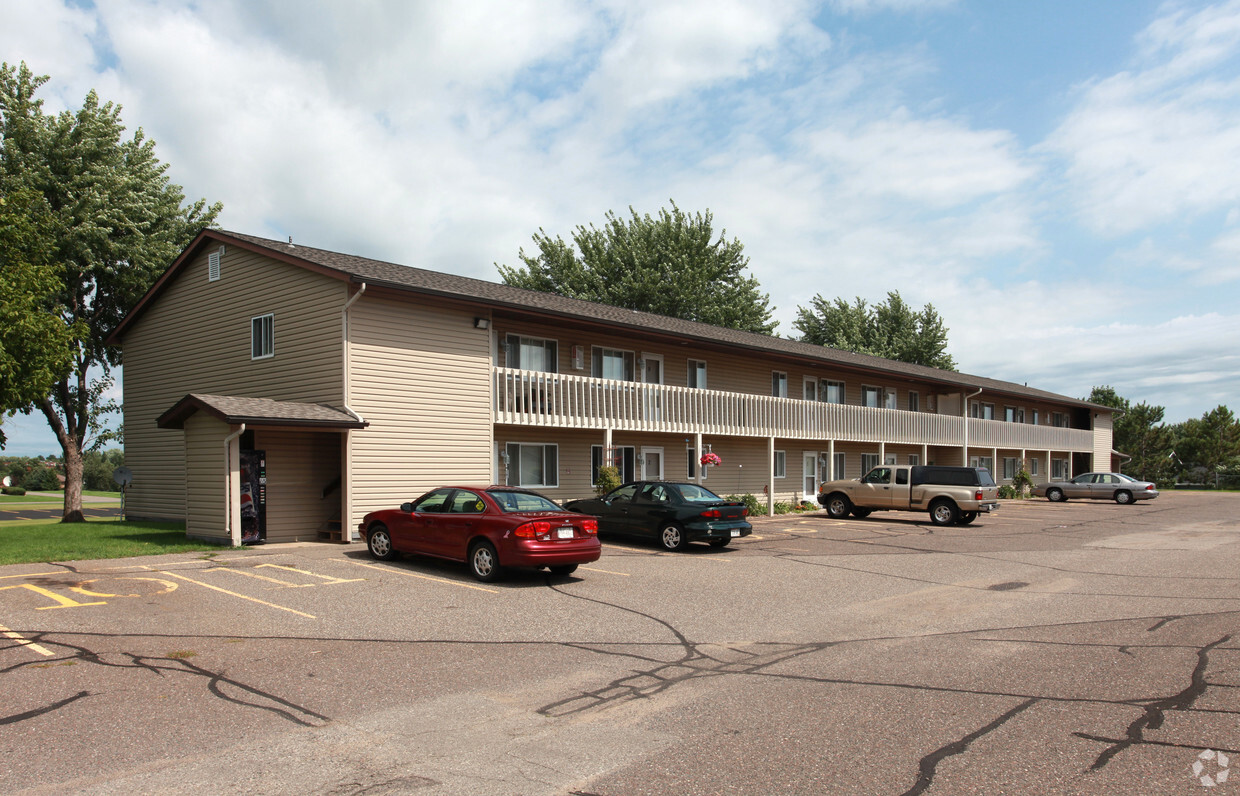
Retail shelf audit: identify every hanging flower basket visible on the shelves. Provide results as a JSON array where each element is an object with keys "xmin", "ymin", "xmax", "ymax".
[{"xmin": 699, "ymin": 452, "xmax": 722, "ymax": 467}]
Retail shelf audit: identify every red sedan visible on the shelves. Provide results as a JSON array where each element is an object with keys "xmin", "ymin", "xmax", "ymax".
[{"xmin": 358, "ymin": 486, "xmax": 600, "ymax": 582}]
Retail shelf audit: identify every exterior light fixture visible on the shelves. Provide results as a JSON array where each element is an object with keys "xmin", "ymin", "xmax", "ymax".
[{"xmin": 474, "ymin": 317, "xmax": 490, "ymax": 329}]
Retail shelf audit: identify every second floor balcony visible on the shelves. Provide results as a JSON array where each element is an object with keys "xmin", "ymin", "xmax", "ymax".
[{"xmin": 494, "ymin": 367, "xmax": 1095, "ymax": 452}]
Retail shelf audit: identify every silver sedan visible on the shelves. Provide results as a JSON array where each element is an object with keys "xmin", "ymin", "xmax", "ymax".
[{"xmin": 1038, "ymin": 472, "xmax": 1160, "ymax": 504}]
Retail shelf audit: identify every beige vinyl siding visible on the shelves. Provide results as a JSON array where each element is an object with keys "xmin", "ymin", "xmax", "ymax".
[
  {"xmin": 1092, "ymin": 411, "xmax": 1113, "ymax": 471},
  {"xmin": 121, "ymin": 247, "xmax": 346, "ymax": 522},
  {"xmin": 254, "ymin": 429, "xmax": 342, "ymax": 542},
  {"xmin": 347, "ymin": 294, "xmax": 493, "ymax": 527},
  {"xmin": 183, "ymin": 413, "xmax": 229, "ymax": 542}
]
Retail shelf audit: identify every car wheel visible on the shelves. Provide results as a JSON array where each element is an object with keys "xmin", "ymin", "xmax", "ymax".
[
  {"xmin": 825, "ymin": 494, "xmax": 851, "ymax": 519},
  {"xmin": 929, "ymin": 500, "xmax": 958, "ymax": 526},
  {"xmin": 958, "ymin": 511, "xmax": 978, "ymax": 525},
  {"xmin": 708, "ymin": 537, "xmax": 730, "ymax": 548},
  {"xmin": 1046, "ymin": 488, "xmax": 1065, "ymax": 502},
  {"xmin": 366, "ymin": 524, "xmax": 396, "ymax": 560},
  {"xmin": 468, "ymin": 540, "xmax": 502, "ymax": 582},
  {"xmin": 851, "ymin": 508, "xmax": 872, "ymax": 519},
  {"xmin": 548, "ymin": 564, "xmax": 578, "ymax": 577},
  {"xmin": 1114, "ymin": 490, "xmax": 1133, "ymax": 505},
  {"xmin": 659, "ymin": 522, "xmax": 689, "ymax": 551}
]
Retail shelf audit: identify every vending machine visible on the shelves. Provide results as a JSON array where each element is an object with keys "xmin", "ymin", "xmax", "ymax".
[{"xmin": 239, "ymin": 449, "xmax": 267, "ymax": 544}]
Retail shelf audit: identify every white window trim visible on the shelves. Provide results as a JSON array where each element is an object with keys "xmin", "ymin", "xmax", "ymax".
[
  {"xmin": 506, "ymin": 334, "xmax": 559, "ymax": 373},
  {"xmin": 640, "ymin": 352, "xmax": 664, "ymax": 384},
  {"xmin": 772, "ymin": 371, "xmax": 788, "ymax": 398},
  {"xmin": 773, "ymin": 450, "xmax": 786, "ymax": 479},
  {"xmin": 832, "ymin": 452, "xmax": 845, "ymax": 481},
  {"xmin": 822, "ymin": 379, "xmax": 845, "ymax": 404},
  {"xmin": 687, "ymin": 447, "xmax": 708, "ymax": 481},
  {"xmin": 687, "ymin": 359, "xmax": 708, "ymax": 389},
  {"xmin": 803, "ymin": 376, "xmax": 817, "ymax": 402},
  {"xmin": 908, "ymin": 391, "xmax": 919, "ymax": 412},
  {"xmin": 861, "ymin": 452, "xmax": 880, "ymax": 472},
  {"xmin": 861, "ymin": 385, "xmax": 881, "ymax": 408},
  {"xmin": 251, "ymin": 313, "xmax": 274, "ymax": 360},
  {"xmin": 592, "ymin": 346, "xmax": 636, "ymax": 381},
  {"xmin": 505, "ymin": 442, "xmax": 559, "ymax": 489}
]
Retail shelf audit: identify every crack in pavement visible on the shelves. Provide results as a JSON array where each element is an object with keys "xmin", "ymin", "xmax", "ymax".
[{"xmin": 900, "ymin": 698, "xmax": 1038, "ymax": 796}]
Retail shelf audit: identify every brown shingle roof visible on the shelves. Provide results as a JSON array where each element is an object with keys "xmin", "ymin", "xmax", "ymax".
[
  {"xmin": 157, "ymin": 393, "xmax": 367, "ymax": 430},
  {"xmin": 121, "ymin": 229, "xmax": 1109, "ymax": 411}
]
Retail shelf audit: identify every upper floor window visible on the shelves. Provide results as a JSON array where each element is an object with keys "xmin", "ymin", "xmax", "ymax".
[
  {"xmin": 861, "ymin": 386, "xmax": 881, "ymax": 408},
  {"xmin": 506, "ymin": 335, "xmax": 557, "ymax": 373},
  {"xmin": 883, "ymin": 389, "xmax": 897, "ymax": 410},
  {"xmin": 772, "ymin": 371, "xmax": 787, "ymax": 398},
  {"xmin": 1052, "ymin": 411, "xmax": 1069, "ymax": 428},
  {"xmin": 592, "ymin": 347, "xmax": 634, "ymax": 381},
  {"xmin": 688, "ymin": 359, "xmax": 707, "ymax": 389},
  {"xmin": 1004, "ymin": 406, "xmax": 1024, "ymax": 423},
  {"xmin": 251, "ymin": 314, "xmax": 274, "ymax": 360},
  {"xmin": 821, "ymin": 380, "xmax": 844, "ymax": 404},
  {"xmin": 971, "ymin": 401, "xmax": 995, "ymax": 420},
  {"xmin": 1032, "ymin": 409, "xmax": 1040, "ymax": 425}
]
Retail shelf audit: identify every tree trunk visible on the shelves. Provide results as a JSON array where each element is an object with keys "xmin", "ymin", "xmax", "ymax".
[{"xmin": 61, "ymin": 445, "xmax": 86, "ymax": 523}]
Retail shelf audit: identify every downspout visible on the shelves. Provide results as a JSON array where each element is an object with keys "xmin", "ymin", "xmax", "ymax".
[
  {"xmin": 225, "ymin": 424, "xmax": 246, "ymax": 546},
  {"xmin": 963, "ymin": 387, "xmax": 983, "ymax": 466},
  {"xmin": 340, "ymin": 282, "xmax": 367, "ymax": 542}
]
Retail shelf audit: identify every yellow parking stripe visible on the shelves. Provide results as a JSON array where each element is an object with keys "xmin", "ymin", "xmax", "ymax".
[
  {"xmin": 161, "ymin": 571, "xmax": 316, "ymax": 618},
  {"xmin": 0, "ymin": 571, "xmax": 62, "ymax": 579},
  {"xmin": 0, "ymin": 623, "xmax": 54, "ymax": 657},
  {"xmin": 346, "ymin": 560, "xmax": 499, "ymax": 593},
  {"xmin": 579, "ymin": 566, "xmax": 630, "ymax": 576}
]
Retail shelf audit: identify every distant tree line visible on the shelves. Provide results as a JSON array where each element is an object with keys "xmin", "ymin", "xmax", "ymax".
[
  {"xmin": 2, "ymin": 449, "xmax": 124, "ymax": 493},
  {"xmin": 1088, "ymin": 387, "xmax": 1240, "ymax": 489}
]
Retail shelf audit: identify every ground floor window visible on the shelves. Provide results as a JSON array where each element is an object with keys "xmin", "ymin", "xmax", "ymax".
[
  {"xmin": 1030, "ymin": 458, "xmax": 1039, "ymax": 476},
  {"xmin": 773, "ymin": 450, "xmax": 786, "ymax": 478},
  {"xmin": 970, "ymin": 455, "xmax": 994, "ymax": 473},
  {"xmin": 861, "ymin": 453, "xmax": 880, "ymax": 473},
  {"xmin": 505, "ymin": 443, "xmax": 558, "ymax": 488},
  {"xmin": 1003, "ymin": 457, "xmax": 1018, "ymax": 480},
  {"xmin": 687, "ymin": 447, "xmax": 709, "ymax": 480},
  {"xmin": 832, "ymin": 452, "xmax": 845, "ymax": 480},
  {"xmin": 592, "ymin": 445, "xmax": 635, "ymax": 485},
  {"xmin": 1052, "ymin": 458, "xmax": 1069, "ymax": 479},
  {"xmin": 908, "ymin": 454, "xmax": 919, "ymax": 466}
]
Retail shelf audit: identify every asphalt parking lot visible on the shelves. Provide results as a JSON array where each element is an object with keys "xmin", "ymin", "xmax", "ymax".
[{"xmin": 1, "ymin": 492, "xmax": 1237, "ymax": 795}]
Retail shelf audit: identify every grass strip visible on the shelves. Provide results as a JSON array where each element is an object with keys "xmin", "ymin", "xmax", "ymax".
[{"xmin": 0, "ymin": 519, "xmax": 224, "ymax": 565}]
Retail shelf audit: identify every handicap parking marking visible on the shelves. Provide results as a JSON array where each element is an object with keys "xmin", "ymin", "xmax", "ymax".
[
  {"xmin": 66, "ymin": 576, "xmax": 179, "ymax": 599},
  {"xmin": 0, "ymin": 622, "xmax": 55, "ymax": 657},
  {"xmin": 205, "ymin": 563, "xmax": 365, "ymax": 589},
  {"xmin": 0, "ymin": 582, "xmax": 107, "ymax": 610}
]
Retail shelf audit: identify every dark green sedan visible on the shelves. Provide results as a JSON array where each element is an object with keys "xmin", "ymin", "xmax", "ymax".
[{"xmin": 564, "ymin": 481, "xmax": 752, "ymax": 551}]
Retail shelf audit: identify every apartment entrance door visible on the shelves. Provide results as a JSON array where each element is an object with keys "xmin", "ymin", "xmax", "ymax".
[
  {"xmin": 642, "ymin": 353, "xmax": 664, "ymax": 422},
  {"xmin": 641, "ymin": 447, "xmax": 664, "ymax": 481},
  {"xmin": 802, "ymin": 451, "xmax": 819, "ymax": 502}
]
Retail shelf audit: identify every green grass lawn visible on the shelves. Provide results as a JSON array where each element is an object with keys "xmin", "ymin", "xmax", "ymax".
[
  {"xmin": 0, "ymin": 490, "xmax": 122, "ymax": 502},
  {"xmin": 0, "ymin": 518, "xmax": 228, "ymax": 565}
]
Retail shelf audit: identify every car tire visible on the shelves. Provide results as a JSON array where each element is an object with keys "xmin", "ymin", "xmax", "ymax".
[
  {"xmin": 708, "ymin": 537, "xmax": 730, "ymax": 548},
  {"xmin": 851, "ymin": 508, "xmax": 872, "ymax": 519},
  {"xmin": 366, "ymin": 524, "xmax": 396, "ymax": 560},
  {"xmin": 929, "ymin": 500, "xmax": 958, "ymax": 526},
  {"xmin": 825, "ymin": 494, "xmax": 852, "ymax": 519},
  {"xmin": 1114, "ymin": 490, "xmax": 1133, "ymax": 505},
  {"xmin": 1046, "ymin": 488, "xmax": 1065, "ymax": 502},
  {"xmin": 659, "ymin": 522, "xmax": 689, "ymax": 552},
  {"xmin": 468, "ymin": 540, "xmax": 502, "ymax": 582},
  {"xmin": 958, "ymin": 511, "xmax": 978, "ymax": 524},
  {"xmin": 548, "ymin": 564, "xmax": 578, "ymax": 577}
]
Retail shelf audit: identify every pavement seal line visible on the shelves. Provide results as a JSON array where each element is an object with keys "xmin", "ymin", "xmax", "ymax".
[
  {"xmin": 346, "ymin": 560, "xmax": 500, "ymax": 593},
  {"xmin": 160, "ymin": 571, "xmax": 317, "ymax": 618},
  {"xmin": 579, "ymin": 566, "xmax": 631, "ymax": 576},
  {"xmin": 0, "ymin": 622, "xmax": 55, "ymax": 657}
]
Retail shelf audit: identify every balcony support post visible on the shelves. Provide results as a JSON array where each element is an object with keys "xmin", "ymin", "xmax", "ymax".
[
  {"xmin": 827, "ymin": 439, "xmax": 835, "ymax": 480},
  {"xmin": 694, "ymin": 433, "xmax": 703, "ymax": 485},
  {"xmin": 767, "ymin": 436, "xmax": 775, "ymax": 517}
]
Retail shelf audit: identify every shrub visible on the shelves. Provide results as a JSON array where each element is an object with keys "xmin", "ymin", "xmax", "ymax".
[
  {"xmin": 594, "ymin": 465, "xmax": 622, "ymax": 496},
  {"xmin": 997, "ymin": 485, "xmax": 1017, "ymax": 499},
  {"xmin": 773, "ymin": 501, "xmax": 792, "ymax": 514},
  {"xmin": 2, "ymin": 486, "xmax": 26, "ymax": 496},
  {"xmin": 726, "ymin": 493, "xmax": 764, "ymax": 516}
]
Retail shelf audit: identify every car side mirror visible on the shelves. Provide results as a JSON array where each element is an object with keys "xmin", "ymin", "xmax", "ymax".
[{"xmin": 400, "ymin": 502, "xmax": 414, "ymax": 513}]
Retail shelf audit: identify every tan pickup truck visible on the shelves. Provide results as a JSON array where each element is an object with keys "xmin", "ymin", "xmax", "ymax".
[{"xmin": 816, "ymin": 465, "xmax": 999, "ymax": 526}]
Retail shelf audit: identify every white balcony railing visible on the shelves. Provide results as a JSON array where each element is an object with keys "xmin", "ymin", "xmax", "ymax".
[{"xmin": 494, "ymin": 368, "xmax": 1095, "ymax": 451}]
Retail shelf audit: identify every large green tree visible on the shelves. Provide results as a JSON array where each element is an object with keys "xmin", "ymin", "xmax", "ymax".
[
  {"xmin": 1, "ymin": 62, "xmax": 220, "ymax": 521},
  {"xmin": 1173, "ymin": 405, "xmax": 1240, "ymax": 487},
  {"xmin": 498, "ymin": 202, "xmax": 777, "ymax": 334},
  {"xmin": 1087, "ymin": 386, "xmax": 1175, "ymax": 483},
  {"xmin": 794, "ymin": 291, "xmax": 956, "ymax": 370}
]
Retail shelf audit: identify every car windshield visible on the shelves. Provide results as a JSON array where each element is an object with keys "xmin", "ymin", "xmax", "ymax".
[
  {"xmin": 1113, "ymin": 473, "xmax": 1138, "ymax": 482},
  {"xmin": 488, "ymin": 489, "xmax": 562, "ymax": 513},
  {"xmin": 677, "ymin": 484, "xmax": 723, "ymax": 503}
]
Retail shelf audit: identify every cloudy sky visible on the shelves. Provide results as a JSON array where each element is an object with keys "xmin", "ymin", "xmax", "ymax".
[{"xmin": 3, "ymin": 0, "xmax": 1239, "ymax": 455}]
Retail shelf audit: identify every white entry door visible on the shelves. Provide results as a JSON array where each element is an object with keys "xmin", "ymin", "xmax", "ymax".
[
  {"xmin": 802, "ymin": 451, "xmax": 819, "ymax": 500},
  {"xmin": 642, "ymin": 353, "xmax": 664, "ymax": 422},
  {"xmin": 642, "ymin": 447, "xmax": 664, "ymax": 481}
]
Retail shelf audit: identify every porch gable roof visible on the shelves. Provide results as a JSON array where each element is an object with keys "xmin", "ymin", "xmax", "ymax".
[{"xmin": 157, "ymin": 393, "xmax": 367, "ymax": 430}]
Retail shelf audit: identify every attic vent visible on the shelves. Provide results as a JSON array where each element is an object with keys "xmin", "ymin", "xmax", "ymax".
[{"xmin": 208, "ymin": 246, "xmax": 224, "ymax": 282}]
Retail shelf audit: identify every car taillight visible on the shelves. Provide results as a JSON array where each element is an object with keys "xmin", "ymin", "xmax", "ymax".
[
  {"xmin": 975, "ymin": 491, "xmax": 984, "ymax": 501},
  {"xmin": 700, "ymin": 509, "xmax": 722, "ymax": 519},
  {"xmin": 1145, "ymin": 484, "xmax": 1155, "ymax": 491},
  {"xmin": 581, "ymin": 518, "xmax": 598, "ymax": 534},
  {"xmin": 741, "ymin": 508, "xmax": 749, "ymax": 516},
  {"xmin": 514, "ymin": 520, "xmax": 552, "ymax": 538}
]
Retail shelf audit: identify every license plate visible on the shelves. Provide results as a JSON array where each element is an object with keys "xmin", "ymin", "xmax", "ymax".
[
  {"xmin": 730, "ymin": 529, "xmax": 741, "ymax": 537},
  {"xmin": 557, "ymin": 527, "xmax": 574, "ymax": 539}
]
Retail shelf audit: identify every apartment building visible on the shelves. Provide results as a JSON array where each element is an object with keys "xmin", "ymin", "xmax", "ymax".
[{"xmin": 109, "ymin": 230, "xmax": 1113, "ymax": 544}]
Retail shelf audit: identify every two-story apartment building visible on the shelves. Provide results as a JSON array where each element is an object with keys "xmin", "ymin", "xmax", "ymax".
[{"xmin": 108, "ymin": 229, "xmax": 1114, "ymax": 544}]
